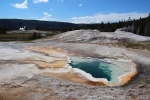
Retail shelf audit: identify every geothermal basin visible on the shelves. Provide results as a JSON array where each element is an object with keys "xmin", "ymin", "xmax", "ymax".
[{"xmin": 0, "ymin": 46, "xmax": 137, "ymax": 86}]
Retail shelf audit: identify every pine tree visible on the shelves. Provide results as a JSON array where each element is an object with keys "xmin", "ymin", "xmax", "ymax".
[
  {"xmin": 128, "ymin": 17, "xmax": 132, "ymax": 22},
  {"xmin": 144, "ymin": 25, "xmax": 148, "ymax": 36},
  {"xmin": 131, "ymin": 23, "xmax": 134, "ymax": 33},
  {"xmin": 144, "ymin": 13, "xmax": 150, "ymax": 36},
  {"xmin": 137, "ymin": 26, "xmax": 140, "ymax": 35}
]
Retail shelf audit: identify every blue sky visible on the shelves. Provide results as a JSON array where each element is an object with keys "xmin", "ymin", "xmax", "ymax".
[{"xmin": 0, "ymin": 0, "xmax": 150, "ymax": 23}]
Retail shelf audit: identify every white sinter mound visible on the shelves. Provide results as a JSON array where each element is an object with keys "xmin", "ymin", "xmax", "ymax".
[{"xmin": 51, "ymin": 30, "xmax": 150, "ymax": 43}]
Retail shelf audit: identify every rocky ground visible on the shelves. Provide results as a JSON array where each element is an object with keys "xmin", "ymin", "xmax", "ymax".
[{"xmin": 0, "ymin": 30, "xmax": 150, "ymax": 100}]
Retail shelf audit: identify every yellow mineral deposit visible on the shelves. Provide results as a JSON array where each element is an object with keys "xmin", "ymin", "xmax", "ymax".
[
  {"xmin": 27, "ymin": 47, "xmax": 68, "ymax": 68},
  {"xmin": 119, "ymin": 64, "xmax": 137, "ymax": 85},
  {"xmin": 27, "ymin": 46, "xmax": 137, "ymax": 86}
]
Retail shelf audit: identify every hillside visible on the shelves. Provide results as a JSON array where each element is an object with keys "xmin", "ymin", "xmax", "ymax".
[{"xmin": 0, "ymin": 19, "xmax": 78, "ymax": 31}]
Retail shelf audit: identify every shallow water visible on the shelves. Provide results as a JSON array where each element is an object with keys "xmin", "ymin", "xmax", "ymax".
[{"xmin": 69, "ymin": 57, "xmax": 131, "ymax": 84}]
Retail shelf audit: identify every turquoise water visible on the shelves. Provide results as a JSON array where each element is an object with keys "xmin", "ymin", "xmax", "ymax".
[
  {"xmin": 69, "ymin": 57, "xmax": 116, "ymax": 81},
  {"xmin": 69, "ymin": 57, "xmax": 132, "ymax": 84}
]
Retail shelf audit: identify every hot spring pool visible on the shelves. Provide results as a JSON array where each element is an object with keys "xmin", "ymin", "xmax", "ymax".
[{"xmin": 69, "ymin": 57, "xmax": 135, "ymax": 84}]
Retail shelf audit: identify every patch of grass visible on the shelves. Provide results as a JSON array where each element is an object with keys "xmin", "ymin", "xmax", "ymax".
[
  {"xmin": 118, "ymin": 42, "xmax": 150, "ymax": 50},
  {"xmin": 0, "ymin": 31, "xmax": 59, "ymax": 41},
  {"xmin": 0, "ymin": 33, "xmax": 31, "ymax": 41},
  {"xmin": 0, "ymin": 32, "xmax": 43, "ymax": 41},
  {"xmin": 125, "ymin": 43, "xmax": 141, "ymax": 48}
]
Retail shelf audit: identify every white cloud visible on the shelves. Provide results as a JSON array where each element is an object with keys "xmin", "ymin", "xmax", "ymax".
[
  {"xmin": 58, "ymin": 0, "xmax": 64, "ymax": 2},
  {"xmin": 50, "ymin": 9, "xmax": 53, "ymax": 11},
  {"xmin": 33, "ymin": 0, "xmax": 49, "ymax": 3},
  {"xmin": 79, "ymin": 4, "xmax": 82, "ymax": 7},
  {"xmin": 71, "ymin": 12, "xmax": 149, "ymax": 24},
  {"xmin": 39, "ymin": 12, "xmax": 55, "ymax": 21},
  {"xmin": 11, "ymin": 0, "xmax": 28, "ymax": 9}
]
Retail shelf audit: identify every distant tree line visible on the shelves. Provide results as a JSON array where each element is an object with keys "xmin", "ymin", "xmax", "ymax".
[
  {"xmin": 0, "ymin": 14, "xmax": 150, "ymax": 36},
  {"xmin": 76, "ymin": 13, "xmax": 150, "ymax": 36},
  {"xmin": 0, "ymin": 19, "xmax": 77, "ymax": 32},
  {"xmin": 0, "ymin": 31, "xmax": 6, "ymax": 34}
]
